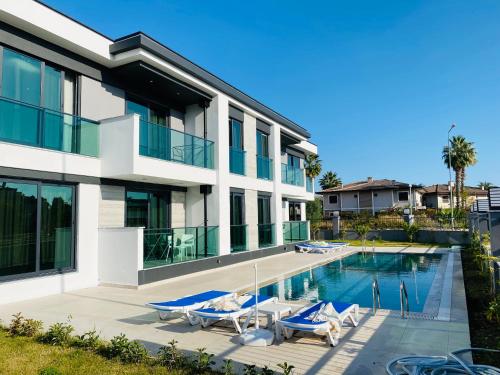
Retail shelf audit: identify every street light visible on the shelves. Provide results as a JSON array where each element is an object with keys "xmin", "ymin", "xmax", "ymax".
[{"xmin": 448, "ymin": 123, "xmax": 456, "ymax": 229}]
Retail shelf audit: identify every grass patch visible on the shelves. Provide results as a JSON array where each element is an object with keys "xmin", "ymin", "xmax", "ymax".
[
  {"xmin": 328, "ymin": 239, "xmax": 444, "ymax": 248},
  {"xmin": 0, "ymin": 329, "xmax": 187, "ymax": 375}
]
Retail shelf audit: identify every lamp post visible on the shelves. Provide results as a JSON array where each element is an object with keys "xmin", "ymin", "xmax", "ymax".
[
  {"xmin": 409, "ymin": 184, "xmax": 413, "ymax": 216},
  {"xmin": 447, "ymin": 124, "xmax": 455, "ymax": 229}
]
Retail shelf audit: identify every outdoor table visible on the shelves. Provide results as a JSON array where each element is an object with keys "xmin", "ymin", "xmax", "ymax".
[{"xmin": 256, "ymin": 303, "xmax": 293, "ymax": 338}]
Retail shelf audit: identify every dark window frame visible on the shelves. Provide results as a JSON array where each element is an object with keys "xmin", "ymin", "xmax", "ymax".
[
  {"xmin": 328, "ymin": 195, "xmax": 338, "ymax": 204},
  {"xmin": 229, "ymin": 117, "xmax": 244, "ymax": 150},
  {"xmin": 0, "ymin": 176, "xmax": 77, "ymax": 283},
  {"xmin": 398, "ymin": 191, "xmax": 409, "ymax": 202},
  {"xmin": 125, "ymin": 187, "xmax": 172, "ymax": 229}
]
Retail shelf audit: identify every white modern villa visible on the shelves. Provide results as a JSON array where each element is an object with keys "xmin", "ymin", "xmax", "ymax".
[{"xmin": 0, "ymin": 1, "xmax": 317, "ymax": 304}]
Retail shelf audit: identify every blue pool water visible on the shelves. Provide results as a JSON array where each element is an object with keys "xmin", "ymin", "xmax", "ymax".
[{"xmin": 260, "ymin": 253, "xmax": 443, "ymax": 312}]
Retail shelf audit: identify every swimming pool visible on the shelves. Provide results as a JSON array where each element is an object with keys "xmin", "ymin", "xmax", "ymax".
[{"xmin": 259, "ymin": 252, "xmax": 443, "ymax": 312}]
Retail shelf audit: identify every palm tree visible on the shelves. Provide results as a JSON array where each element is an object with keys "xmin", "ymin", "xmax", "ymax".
[
  {"xmin": 304, "ymin": 154, "xmax": 322, "ymax": 179},
  {"xmin": 442, "ymin": 135, "xmax": 477, "ymax": 209},
  {"xmin": 478, "ymin": 181, "xmax": 493, "ymax": 190},
  {"xmin": 319, "ymin": 171, "xmax": 342, "ymax": 190}
]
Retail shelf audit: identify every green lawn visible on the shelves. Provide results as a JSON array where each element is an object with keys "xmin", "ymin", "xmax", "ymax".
[
  {"xmin": 328, "ymin": 239, "xmax": 445, "ymax": 248},
  {"xmin": 0, "ymin": 330, "xmax": 186, "ymax": 375}
]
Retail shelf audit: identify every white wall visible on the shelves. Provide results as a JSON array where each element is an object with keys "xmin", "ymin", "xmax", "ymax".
[
  {"xmin": 185, "ymin": 104, "xmax": 205, "ymax": 138},
  {"xmin": 373, "ymin": 190, "xmax": 394, "ymax": 211},
  {"xmin": 323, "ymin": 193, "xmax": 341, "ymax": 211},
  {"xmin": 243, "ymin": 113, "xmax": 257, "ymax": 179},
  {"xmin": 185, "ymin": 186, "xmax": 205, "ymax": 227},
  {"xmin": 0, "ymin": 183, "xmax": 100, "ymax": 305},
  {"xmin": 80, "ymin": 76, "xmax": 125, "ymax": 121},
  {"xmin": 171, "ymin": 191, "xmax": 186, "ymax": 228},
  {"xmin": 170, "ymin": 109, "xmax": 185, "ymax": 132},
  {"xmin": 341, "ymin": 193, "xmax": 359, "ymax": 212},
  {"xmin": 98, "ymin": 227, "xmax": 142, "ymax": 287}
]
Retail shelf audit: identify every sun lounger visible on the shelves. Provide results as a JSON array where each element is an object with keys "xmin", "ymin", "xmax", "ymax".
[
  {"xmin": 193, "ymin": 294, "xmax": 277, "ymax": 334},
  {"xmin": 146, "ymin": 290, "xmax": 233, "ymax": 325},
  {"xmin": 296, "ymin": 242, "xmax": 349, "ymax": 254},
  {"xmin": 277, "ymin": 300, "xmax": 359, "ymax": 347}
]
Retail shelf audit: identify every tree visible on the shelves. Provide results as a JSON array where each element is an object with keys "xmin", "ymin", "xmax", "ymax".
[
  {"xmin": 304, "ymin": 154, "xmax": 322, "ymax": 179},
  {"xmin": 442, "ymin": 135, "xmax": 477, "ymax": 209},
  {"xmin": 319, "ymin": 171, "xmax": 342, "ymax": 191},
  {"xmin": 402, "ymin": 222, "xmax": 419, "ymax": 243},
  {"xmin": 478, "ymin": 181, "xmax": 493, "ymax": 190},
  {"xmin": 306, "ymin": 198, "xmax": 323, "ymax": 240}
]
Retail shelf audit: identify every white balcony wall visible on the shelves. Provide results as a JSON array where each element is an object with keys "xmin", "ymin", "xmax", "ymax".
[
  {"xmin": 98, "ymin": 227, "xmax": 143, "ymax": 287},
  {"xmin": 185, "ymin": 104, "xmax": 205, "ymax": 139},
  {"xmin": 99, "ymin": 114, "xmax": 216, "ymax": 186}
]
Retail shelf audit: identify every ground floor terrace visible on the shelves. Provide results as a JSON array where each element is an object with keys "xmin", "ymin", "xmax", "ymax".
[{"xmin": 0, "ymin": 245, "xmax": 469, "ymax": 374}]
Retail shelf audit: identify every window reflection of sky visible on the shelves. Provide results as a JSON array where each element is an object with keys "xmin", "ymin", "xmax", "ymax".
[{"xmin": 260, "ymin": 253, "xmax": 442, "ymax": 312}]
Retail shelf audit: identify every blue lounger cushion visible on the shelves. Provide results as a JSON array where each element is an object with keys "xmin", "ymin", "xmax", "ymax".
[
  {"xmin": 281, "ymin": 300, "xmax": 353, "ymax": 325},
  {"xmin": 148, "ymin": 290, "xmax": 230, "ymax": 309}
]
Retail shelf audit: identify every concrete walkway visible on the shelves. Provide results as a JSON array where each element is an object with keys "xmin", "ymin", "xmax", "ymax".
[{"xmin": 0, "ymin": 246, "xmax": 470, "ymax": 374}]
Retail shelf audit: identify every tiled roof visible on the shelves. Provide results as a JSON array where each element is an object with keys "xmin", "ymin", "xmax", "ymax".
[{"xmin": 319, "ymin": 178, "xmax": 411, "ymax": 193}]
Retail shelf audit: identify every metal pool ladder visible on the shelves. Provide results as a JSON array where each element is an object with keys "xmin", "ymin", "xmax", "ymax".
[
  {"xmin": 372, "ymin": 278, "xmax": 381, "ymax": 315},
  {"xmin": 400, "ymin": 280, "xmax": 410, "ymax": 318}
]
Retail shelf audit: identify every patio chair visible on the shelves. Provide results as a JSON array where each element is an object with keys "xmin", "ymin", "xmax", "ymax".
[
  {"xmin": 146, "ymin": 290, "xmax": 233, "ymax": 325},
  {"xmin": 174, "ymin": 233, "xmax": 195, "ymax": 261},
  {"xmin": 276, "ymin": 300, "xmax": 359, "ymax": 347},
  {"xmin": 192, "ymin": 294, "xmax": 277, "ymax": 334},
  {"xmin": 295, "ymin": 242, "xmax": 349, "ymax": 254}
]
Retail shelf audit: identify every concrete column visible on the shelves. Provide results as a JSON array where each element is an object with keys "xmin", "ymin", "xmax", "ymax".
[
  {"xmin": 206, "ymin": 95, "xmax": 231, "ymax": 255},
  {"xmin": 243, "ymin": 113, "xmax": 257, "ymax": 179},
  {"xmin": 271, "ymin": 124, "xmax": 283, "ymax": 245},
  {"xmin": 245, "ymin": 189, "xmax": 259, "ymax": 250},
  {"xmin": 185, "ymin": 186, "xmax": 205, "ymax": 227}
]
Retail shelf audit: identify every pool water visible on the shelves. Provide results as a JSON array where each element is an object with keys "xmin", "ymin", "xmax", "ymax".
[{"xmin": 259, "ymin": 252, "xmax": 443, "ymax": 312}]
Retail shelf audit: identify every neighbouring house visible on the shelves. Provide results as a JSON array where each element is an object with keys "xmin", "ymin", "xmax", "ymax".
[
  {"xmin": 0, "ymin": 1, "xmax": 317, "ymax": 304},
  {"xmin": 417, "ymin": 184, "xmax": 489, "ymax": 209},
  {"xmin": 319, "ymin": 177, "xmax": 420, "ymax": 216}
]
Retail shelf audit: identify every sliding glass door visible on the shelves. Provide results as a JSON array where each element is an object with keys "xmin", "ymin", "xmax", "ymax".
[
  {"xmin": 0, "ymin": 179, "xmax": 75, "ymax": 279},
  {"xmin": 125, "ymin": 190, "xmax": 170, "ymax": 229},
  {"xmin": 230, "ymin": 191, "xmax": 246, "ymax": 252}
]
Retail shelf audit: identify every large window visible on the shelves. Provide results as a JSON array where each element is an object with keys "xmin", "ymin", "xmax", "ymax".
[
  {"xmin": 289, "ymin": 201, "xmax": 302, "ymax": 221},
  {"xmin": 256, "ymin": 130, "xmax": 269, "ymax": 157},
  {"xmin": 230, "ymin": 191, "xmax": 246, "ymax": 252},
  {"xmin": 125, "ymin": 190, "xmax": 170, "ymax": 229},
  {"xmin": 329, "ymin": 195, "xmax": 338, "ymax": 204},
  {"xmin": 229, "ymin": 119, "xmax": 243, "ymax": 150},
  {"xmin": 0, "ymin": 179, "xmax": 75, "ymax": 279},
  {"xmin": 398, "ymin": 191, "xmax": 409, "ymax": 202}
]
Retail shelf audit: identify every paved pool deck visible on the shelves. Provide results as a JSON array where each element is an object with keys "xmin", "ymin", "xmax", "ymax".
[{"xmin": 0, "ymin": 246, "xmax": 470, "ymax": 374}]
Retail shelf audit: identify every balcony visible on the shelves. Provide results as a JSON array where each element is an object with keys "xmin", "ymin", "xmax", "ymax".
[
  {"xmin": 100, "ymin": 114, "xmax": 216, "ymax": 186},
  {"xmin": 0, "ymin": 96, "xmax": 99, "ymax": 157},
  {"xmin": 306, "ymin": 177, "xmax": 314, "ymax": 193},
  {"xmin": 258, "ymin": 223, "xmax": 275, "ymax": 248},
  {"xmin": 256, "ymin": 155, "xmax": 273, "ymax": 180},
  {"xmin": 281, "ymin": 164, "xmax": 305, "ymax": 186},
  {"xmin": 229, "ymin": 147, "xmax": 246, "ymax": 175},
  {"xmin": 283, "ymin": 221, "xmax": 309, "ymax": 243},
  {"xmin": 143, "ymin": 226, "xmax": 219, "ymax": 269},
  {"xmin": 230, "ymin": 224, "xmax": 248, "ymax": 252},
  {"xmin": 140, "ymin": 120, "xmax": 214, "ymax": 169}
]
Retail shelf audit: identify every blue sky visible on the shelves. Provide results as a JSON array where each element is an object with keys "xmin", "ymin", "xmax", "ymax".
[{"xmin": 44, "ymin": 0, "xmax": 500, "ymax": 187}]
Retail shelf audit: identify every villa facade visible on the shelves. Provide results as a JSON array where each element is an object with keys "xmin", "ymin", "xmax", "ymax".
[
  {"xmin": 0, "ymin": 1, "xmax": 316, "ymax": 304},
  {"xmin": 320, "ymin": 177, "xmax": 418, "ymax": 216}
]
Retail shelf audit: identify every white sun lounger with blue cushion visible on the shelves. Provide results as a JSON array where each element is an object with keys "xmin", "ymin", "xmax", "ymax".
[
  {"xmin": 146, "ymin": 290, "xmax": 233, "ymax": 325},
  {"xmin": 277, "ymin": 300, "xmax": 359, "ymax": 347},
  {"xmin": 193, "ymin": 294, "xmax": 277, "ymax": 334},
  {"xmin": 296, "ymin": 242, "xmax": 349, "ymax": 254}
]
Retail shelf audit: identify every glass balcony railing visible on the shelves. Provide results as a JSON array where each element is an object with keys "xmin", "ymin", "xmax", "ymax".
[
  {"xmin": 283, "ymin": 221, "xmax": 309, "ymax": 243},
  {"xmin": 306, "ymin": 177, "xmax": 314, "ymax": 192},
  {"xmin": 258, "ymin": 223, "xmax": 275, "ymax": 248},
  {"xmin": 230, "ymin": 224, "xmax": 248, "ymax": 252},
  {"xmin": 0, "ymin": 96, "xmax": 99, "ymax": 157},
  {"xmin": 229, "ymin": 147, "xmax": 246, "ymax": 175},
  {"xmin": 143, "ymin": 226, "xmax": 218, "ymax": 269},
  {"xmin": 139, "ymin": 120, "xmax": 214, "ymax": 169},
  {"xmin": 281, "ymin": 164, "xmax": 305, "ymax": 186},
  {"xmin": 256, "ymin": 155, "xmax": 273, "ymax": 180}
]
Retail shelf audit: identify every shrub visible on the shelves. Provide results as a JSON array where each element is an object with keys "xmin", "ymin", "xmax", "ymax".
[
  {"xmin": 73, "ymin": 329, "xmax": 101, "ymax": 351},
  {"xmin": 353, "ymin": 223, "xmax": 370, "ymax": 242},
  {"xmin": 402, "ymin": 222, "xmax": 419, "ymax": 243},
  {"xmin": 39, "ymin": 322, "xmax": 74, "ymax": 346},
  {"xmin": 220, "ymin": 359, "xmax": 234, "ymax": 375},
  {"xmin": 260, "ymin": 366, "xmax": 275, "ymax": 374},
  {"xmin": 486, "ymin": 295, "xmax": 500, "ymax": 323},
  {"xmin": 190, "ymin": 347, "xmax": 215, "ymax": 373},
  {"xmin": 105, "ymin": 334, "xmax": 148, "ymax": 364},
  {"xmin": 8, "ymin": 313, "xmax": 43, "ymax": 337},
  {"xmin": 38, "ymin": 367, "xmax": 62, "ymax": 375},
  {"xmin": 277, "ymin": 362, "xmax": 295, "ymax": 375},
  {"xmin": 243, "ymin": 364, "xmax": 258, "ymax": 375},
  {"xmin": 157, "ymin": 339, "xmax": 185, "ymax": 369}
]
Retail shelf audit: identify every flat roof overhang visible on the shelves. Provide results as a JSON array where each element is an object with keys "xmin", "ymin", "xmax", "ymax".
[
  {"xmin": 110, "ymin": 32, "xmax": 311, "ymax": 138},
  {"xmin": 111, "ymin": 61, "xmax": 212, "ymax": 110}
]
